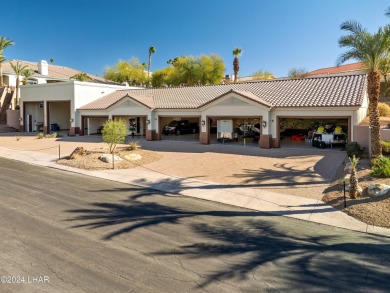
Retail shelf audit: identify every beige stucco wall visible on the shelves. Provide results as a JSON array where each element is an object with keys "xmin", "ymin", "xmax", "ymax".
[{"xmin": 6, "ymin": 109, "xmax": 20, "ymax": 129}]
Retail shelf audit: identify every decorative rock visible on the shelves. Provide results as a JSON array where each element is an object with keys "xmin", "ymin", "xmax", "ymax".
[
  {"xmin": 99, "ymin": 154, "xmax": 123, "ymax": 163},
  {"xmin": 69, "ymin": 147, "xmax": 86, "ymax": 159},
  {"xmin": 367, "ymin": 184, "xmax": 390, "ymax": 197},
  {"xmin": 125, "ymin": 153, "xmax": 142, "ymax": 161}
]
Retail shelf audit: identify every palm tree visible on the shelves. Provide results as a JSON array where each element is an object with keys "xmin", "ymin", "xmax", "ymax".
[
  {"xmin": 22, "ymin": 68, "xmax": 34, "ymax": 85},
  {"xmin": 0, "ymin": 37, "xmax": 14, "ymax": 86},
  {"xmin": 70, "ymin": 72, "xmax": 91, "ymax": 81},
  {"xmin": 10, "ymin": 61, "xmax": 28, "ymax": 106},
  {"xmin": 232, "ymin": 48, "xmax": 242, "ymax": 82},
  {"xmin": 49, "ymin": 58, "xmax": 54, "ymax": 64},
  {"xmin": 349, "ymin": 155, "xmax": 360, "ymax": 199},
  {"xmin": 338, "ymin": 20, "xmax": 390, "ymax": 159},
  {"xmin": 147, "ymin": 46, "xmax": 156, "ymax": 82}
]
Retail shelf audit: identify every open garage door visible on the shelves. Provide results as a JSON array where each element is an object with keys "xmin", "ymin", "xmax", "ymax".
[
  {"xmin": 160, "ymin": 116, "xmax": 200, "ymax": 142},
  {"xmin": 209, "ymin": 117, "xmax": 262, "ymax": 147},
  {"xmin": 279, "ymin": 117, "xmax": 350, "ymax": 150}
]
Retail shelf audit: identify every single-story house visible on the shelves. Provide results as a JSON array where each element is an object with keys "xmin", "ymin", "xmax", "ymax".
[
  {"xmin": 20, "ymin": 73, "xmax": 368, "ymax": 148},
  {"xmin": 76, "ymin": 73, "xmax": 368, "ymax": 148}
]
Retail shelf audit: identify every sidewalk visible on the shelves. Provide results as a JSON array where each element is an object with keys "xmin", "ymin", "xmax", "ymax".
[{"xmin": 0, "ymin": 144, "xmax": 389, "ymax": 238}]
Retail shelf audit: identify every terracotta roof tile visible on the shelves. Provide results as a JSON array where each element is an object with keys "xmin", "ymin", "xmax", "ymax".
[
  {"xmin": 307, "ymin": 62, "xmax": 366, "ymax": 76},
  {"xmin": 79, "ymin": 73, "xmax": 367, "ymax": 110}
]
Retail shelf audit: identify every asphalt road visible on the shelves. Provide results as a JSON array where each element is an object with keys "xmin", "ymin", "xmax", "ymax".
[{"xmin": 0, "ymin": 158, "xmax": 389, "ymax": 293}]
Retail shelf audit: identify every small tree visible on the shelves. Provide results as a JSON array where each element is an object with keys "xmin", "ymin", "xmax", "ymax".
[
  {"xmin": 101, "ymin": 119, "xmax": 127, "ymax": 154},
  {"xmin": 349, "ymin": 155, "xmax": 360, "ymax": 199}
]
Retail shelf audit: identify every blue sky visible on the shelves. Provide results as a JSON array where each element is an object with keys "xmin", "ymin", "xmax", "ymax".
[{"xmin": 2, "ymin": 0, "xmax": 390, "ymax": 78}]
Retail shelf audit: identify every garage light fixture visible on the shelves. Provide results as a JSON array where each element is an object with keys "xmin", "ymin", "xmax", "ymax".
[
  {"xmin": 70, "ymin": 118, "xmax": 74, "ymax": 122},
  {"xmin": 201, "ymin": 120, "xmax": 205, "ymax": 126},
  {"xmin": 262, "ymin": 121, "xmax": 267, "ymax": 128},
  {"xmin": 19, "ymin": 117, "xmax": 23, "ymax": 122},
  {"xmin": 146, "ymin": 119, "xmax": 150, "ymax": 125}
]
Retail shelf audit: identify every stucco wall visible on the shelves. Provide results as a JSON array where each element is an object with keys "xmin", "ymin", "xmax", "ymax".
[{"xmin": 6, "ymin": 109, "xmax": 20, "ymax": 129}]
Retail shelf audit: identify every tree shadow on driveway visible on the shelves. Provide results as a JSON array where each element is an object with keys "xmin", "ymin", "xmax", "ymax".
[{"xmin": 65, "ymin": 189, "xmax": 390, "ymax": 291}]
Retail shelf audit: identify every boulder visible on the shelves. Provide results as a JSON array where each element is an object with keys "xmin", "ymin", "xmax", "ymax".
[
  {"xmin": 125, "ymin": 153, "xmax": 142, "ymax": 161},
  {"xmin": 367, "ymin": 184, "xmax": 390, "ymax": 197},
  {"xmin": 69, "ymin": 147, "xmax": 86, "ymax": 160},
  {"xmin": 99, "ymin": 154, "xmax": 123, "ymax": 164}
]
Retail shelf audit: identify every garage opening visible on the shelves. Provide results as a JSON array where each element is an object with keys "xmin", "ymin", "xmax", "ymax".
[
  {"xmin": 23, "ymin": 102, "xmax": 44, "ymax": 132},
  {"xmin": 209, "ymin": 117, "xmax": 261, "ymax": 146},
  {"xmin": 279, "ymin": 117, "xmax": 349, "ymax": 150},
  {"xmin": 160, "ymin": 117, "xmax": 200, "ymax": 142},
  {"xmin": 47, "ymin": 101, "xmax": 71, "ymax": 133}
]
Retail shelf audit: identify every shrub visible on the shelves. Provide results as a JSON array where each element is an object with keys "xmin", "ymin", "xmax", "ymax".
[
  {"xmin": 371, "ymin": 156, "xmax": 390, "ymax": 178},
  {"xmin": 128, "ymin": 140, "xmax": 141, "ymax": 151},
  {"xmin": 378, "ymin": 102, "xmax": 390, "ymax": 117},
  {"xmin": 102, "ymin": 119, "xmax": 127, "ymax": 153},
  {"xmin": 381, "ymin": 141, "xmax": 390, "ymax": 156},
  {"xmin": 45, "ymin": 132, "xmax": 58, "ymax": 138},
  {"xmin": 37, "ymin": 132, "xmax": 44, "ymax": 139},
  {"xmin": 345, "ymin": 142, "xmax": 363, "ymax": 158}
]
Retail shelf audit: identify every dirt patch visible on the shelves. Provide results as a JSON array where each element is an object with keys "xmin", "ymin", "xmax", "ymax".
[
  {"xmin": 322, "ymin": 158, "xmax": 390, "ymax": 228},
  {"xmin": 57, "ymin": 147, "xmax": 163, "ymax": 170}
]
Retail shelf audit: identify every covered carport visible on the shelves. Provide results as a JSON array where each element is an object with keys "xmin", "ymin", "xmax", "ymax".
[{"xmin": 47, "ymin": 101, "xmax": 71, "ymax": 133}]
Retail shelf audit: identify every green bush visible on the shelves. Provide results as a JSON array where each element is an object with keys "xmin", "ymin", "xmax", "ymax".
[
  {"xmin": 381, "ymin": 141, "xmax": 390, "ymax": 155},
  {"xmin": 37, "ymin": 132, "xmax": 44, "ymax": 139},
  {"xmin": 371, "ymin": 156, "xmax": 390, "ymax": 178},
  {"xmin": 378, "ymin": 102, "xmax": 390, "ymax": 117},
  {"xmin": 345, "ymin": 142, "xmax": 363, "ymax": 158},
  {"xmin": 128, "ymin": 140, "xmax": 141, "ymax": 151},
  {"xmin": 102, "ymin": 119, "xmax": 127, "ymax": 153}
]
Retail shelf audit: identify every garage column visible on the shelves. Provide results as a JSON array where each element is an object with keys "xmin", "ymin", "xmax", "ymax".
[
  {"xmin": 259, "ymin": 115, "xmax": 272, "ymax": 148},
  {"xmin": 146, "ymin": 112, "xmax": 156, "ymax": 141},
  {"xmin": 199, "ymin": 115, "xmax": 209, "ymax": 144},
  {"xmin": 43, "ymin": 100, "xmax": 49, "ymax": 134}
]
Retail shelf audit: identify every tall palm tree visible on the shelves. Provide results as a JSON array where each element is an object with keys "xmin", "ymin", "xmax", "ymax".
[
  {"xmin": 349, "ymin": 155, "xmax": 360, "ymax": 199},
  {"xmin": 22, "ymin": 68, "xmax": 34, "ymax": 85},
  {"xmin": 10, "ymin": 61, "xmax": 28, "ymax": 106},
  {"xmin": 0, "ymin": 37, "xmax": 14, "ymax": 86},
  {"xmin": 232, "ymin": 48, "xmax": 242, "ymax": 82},
  {"xmin": 338, "ymin": 20, "xmax": 390, "ymax": 159},
  {"xmin": 147, "ymin": 46, "xmax": 156, "ymax": 82}
]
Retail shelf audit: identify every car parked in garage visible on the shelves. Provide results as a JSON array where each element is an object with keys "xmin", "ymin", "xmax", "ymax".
[{"xmin": 162, "ymin": 120, "xmax": 199, "ymax": 135}]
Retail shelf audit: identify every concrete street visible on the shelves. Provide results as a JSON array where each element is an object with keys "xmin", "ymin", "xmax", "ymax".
[{"xmin": 0, "ymin": 158, "xmax": 390, "ymax": 292}]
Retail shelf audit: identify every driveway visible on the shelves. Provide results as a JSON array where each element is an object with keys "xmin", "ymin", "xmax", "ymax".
[
  {"xmin": 0, "ymin": 134, "xmax": 347, "ymax": 199},
  {"xmin": 1, "ymin": 158, "xmax": 389, "ymax": 292}
]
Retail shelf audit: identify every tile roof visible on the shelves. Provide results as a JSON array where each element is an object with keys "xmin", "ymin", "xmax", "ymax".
[
  {"xmin": 307, "ymin": 62, "xmax": 366, "ymax": 76},
  {"xmin": 79, "ymin": 73, "xmax": 367, "ymax": 110},
  {"xmin": 2, "ymin": 60, "xmax": 116, "ymax": 84}
]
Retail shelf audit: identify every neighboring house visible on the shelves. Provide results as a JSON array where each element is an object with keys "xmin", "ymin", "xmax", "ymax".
[
  {"xmin": 306, "ymin": 62, "xmax": 366, "ymax": 77},
  {"xmin": 2, "ymin": 59, "xmax": 115, "ymax": 86},
  {"xmin": 20, "ymin": 81, "xmax": 141, "ymax": 134},
  {"xmin": 70, "ymin": 73, "xmax": 368, "ymax": 148}
]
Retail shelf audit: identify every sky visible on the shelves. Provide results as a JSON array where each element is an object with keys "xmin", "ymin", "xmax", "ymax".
[{"xmin": 2, "ymin": 0, "xmax": 390, "ymax": 78}]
